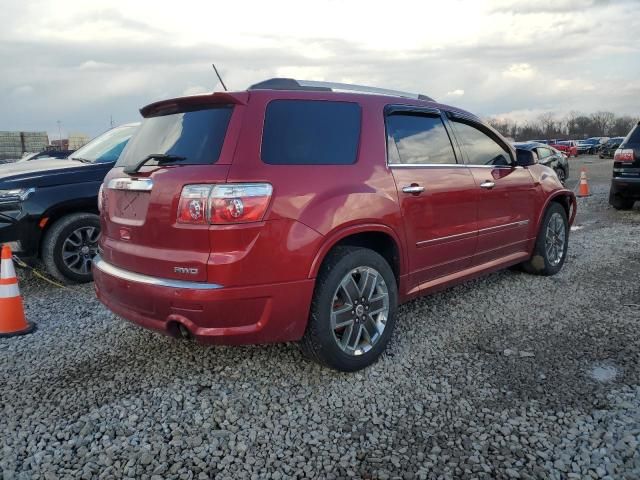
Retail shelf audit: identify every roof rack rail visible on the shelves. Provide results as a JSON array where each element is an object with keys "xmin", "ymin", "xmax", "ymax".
[{"xmin": 248, "ymin": 78, "xmax": 434, "ymax": 102}]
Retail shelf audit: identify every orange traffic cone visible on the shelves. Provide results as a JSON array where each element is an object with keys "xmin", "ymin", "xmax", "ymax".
[
  {"xmin": 0, "ymin": 245, "xmax": 35, "ymax": 337},
  {"xmin": 578, "ymin": 168, "xmax": 590, "ymax": 197}
]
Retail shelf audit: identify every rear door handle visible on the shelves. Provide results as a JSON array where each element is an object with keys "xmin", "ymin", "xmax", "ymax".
[
  {"xmin": 480, "ymin": 181, "xmax": 495, "ymax": 189},
  {"xmin": 402, "ymin": 185, "xmax": 425, "ymax": 194}
]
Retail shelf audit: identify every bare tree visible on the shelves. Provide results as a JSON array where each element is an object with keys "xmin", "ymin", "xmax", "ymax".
[
  {"xmin": 537, "ymin": 112, "xmax": 557, "ymax": 138},
  {"xmin": 590, "ymin": 111, "xmax": 616, "ymax": 136}
]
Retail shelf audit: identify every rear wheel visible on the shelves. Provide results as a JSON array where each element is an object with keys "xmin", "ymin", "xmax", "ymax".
[
  {"xmin": 301, "ymin": 247, "xmax": 398, "ymax": 371},
  {"xmin": 42, "ymin": 213, "xmax": 100, "ymax": 284},
  {"xmin": 522, "ymin": 203, "xmax": 568, "ymax": 276},
  {"xmin": 610, "ymin": 195, "xmax": 635, "ymax": 210}
]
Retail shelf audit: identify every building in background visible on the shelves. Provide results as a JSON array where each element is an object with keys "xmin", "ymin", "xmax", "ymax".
[
  {"xmin": 0, "ymin": 131, "xmax": 49, "ymax": 161},
  {"xmin": 50, "ymin": 139, "xmax": 69, "ymax": 150},
  {"xmin": 68, "ymin": 133, "xmax": 90, "ymax": 150}
]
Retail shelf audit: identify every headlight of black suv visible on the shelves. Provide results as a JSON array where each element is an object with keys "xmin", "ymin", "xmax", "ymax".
[{"xmin": 0, "ymin": 188, "xmax": 35, "ymax": 204}]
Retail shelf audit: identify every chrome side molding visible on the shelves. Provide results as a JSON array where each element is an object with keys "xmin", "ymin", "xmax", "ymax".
[{"xmin": 107, "ymin": 177, "xmax": 154, "ymax": 192}]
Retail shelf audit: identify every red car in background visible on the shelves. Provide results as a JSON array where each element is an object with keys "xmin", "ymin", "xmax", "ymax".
[
  {"xmin": 550, "ymin": 140, "xmax": 578, "ymax": 157},
  {"xmin": 93, "ymin": 78, "xmax": 577, "ymax": 371}
]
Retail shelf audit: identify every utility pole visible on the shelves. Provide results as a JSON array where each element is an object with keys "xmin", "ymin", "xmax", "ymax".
[
  {"xmin": 57, "ymin": 121, "xmax": 62, "ymax": 149},
  {"xmin": 110, "ymin": 115, "xmax": 114, "ymax": 128}
]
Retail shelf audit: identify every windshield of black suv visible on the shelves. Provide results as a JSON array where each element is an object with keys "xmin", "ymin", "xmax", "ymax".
[
  {"xmin": 70, "ymin": 125, "xmax": 137, "ymax": 164},
  {"xmin": 115, "ymin": 106, "xmax": 233, "ymax": 169}
]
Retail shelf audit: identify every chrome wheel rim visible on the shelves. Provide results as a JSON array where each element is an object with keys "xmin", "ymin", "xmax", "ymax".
[
  {"xmin": 556, "ymin": 169, "xmax": 566, "ymax": 183},
  {"xmin": 62, "ymin": 226, "xmax": 100, "ymax": 275},
  {"xmin": 331, "ymin": 266, "xmax": 389, "ymax": 356},
  {"xmin": 545, "ymin": 212, "xmax": 566, "ymax": 266}
]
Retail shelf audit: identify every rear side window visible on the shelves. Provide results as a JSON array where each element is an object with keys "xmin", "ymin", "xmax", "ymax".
[
  {"xmin": 261, "ymin": 100, "xmax": 360, "ymax": 165},
  {"xmin": 386, "ymin": 114, "xmax": 456, "ymax": 165},
  {"xmin": 116, "ymin": 106, "xmax": 233, "ymax": 168},
  {"xmin": 451, "ymin": 120, "xmax": 512, "ymax": 166}
]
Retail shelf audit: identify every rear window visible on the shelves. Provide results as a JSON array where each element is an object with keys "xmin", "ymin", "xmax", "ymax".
[
  {"xmin": 261, "ymin": 100, "xmax": 360, "ymax": 165},
  {"xmin": 623, "ymin": 124, "xmax": 640, "ymax": 146},
  {"xmin": 116, "ymin": 106, "xmax": 232, "ymax": 168}
]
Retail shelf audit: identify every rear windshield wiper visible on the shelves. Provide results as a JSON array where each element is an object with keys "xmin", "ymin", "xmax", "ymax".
[{"xmin": 123, "ymin": 154, "xmax": 187, "ymax": 174}]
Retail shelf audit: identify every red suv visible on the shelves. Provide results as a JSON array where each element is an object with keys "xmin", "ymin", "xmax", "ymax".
[
  {"xmin": 93, "ymin": 79, "xmax": 576, "ymax": 371},
  {"xmin": 550, "ymin": 140, "xmax": 578, "ymax": 158}
]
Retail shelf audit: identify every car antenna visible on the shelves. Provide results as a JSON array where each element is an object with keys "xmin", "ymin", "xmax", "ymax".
[{"xmin": 212, "ymin": 63, "xmax": 228, "ymax": 91}]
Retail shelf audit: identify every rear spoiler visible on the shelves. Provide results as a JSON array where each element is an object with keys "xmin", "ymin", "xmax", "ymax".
[{"xmin": 140, "ymin": 92, "xmax": 248, "ymax": 118}]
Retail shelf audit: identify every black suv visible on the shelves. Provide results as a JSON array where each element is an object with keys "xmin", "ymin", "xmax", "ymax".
[
  {"xmin": 609, "ymin": 122, "xmax": 640, "ymax": 210},
  {"xmin": 0, "ymin": 124, "xmax": 137, "ymax": 282}
]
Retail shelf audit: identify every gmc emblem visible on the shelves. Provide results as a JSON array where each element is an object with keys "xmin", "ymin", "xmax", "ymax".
[{"xmin": 174, "ymin": 266, "xmax": 199, "ymax": 275}]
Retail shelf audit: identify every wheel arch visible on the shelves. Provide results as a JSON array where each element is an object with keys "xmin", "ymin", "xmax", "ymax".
[
  {"xmin": 308, "ymin": 224, "xmax": 405, "ymax": 286},
  {"xmin": 38, "ymin": 200, "xmax": 99, "ymax": 257},
  {"xmin": 536, "ymin": 191, "xmax": 576, "ymax": 234}
]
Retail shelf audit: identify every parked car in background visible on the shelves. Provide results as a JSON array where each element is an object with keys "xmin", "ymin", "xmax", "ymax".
[
  {"xmin": 609, "ymin": 122, "xmax": 640, "ymax": 210},
  {"xmin": 600, "ymin": 137, "xmax": 625, "ymax": 158},
  {"xmin": 551, "ymin": 140, "xmax": 578, "ymax": 157},
  {"xmin": 514, "ymin": 142, "xmax": 569, "ymax": 185},
  {"xmin": 0, "ymin": 123, "xmax": 138, "ymax": 283},
  {"xmin": 577, "ymin": 137, "xmax": 609, "ymax": 155},
  {"xmin": 19, "ymin": 150, "xmax": 76, "ymax": 162},
  {"xmin": 93, "ymin": 79, "xmax": 576, "ymax": 371},
  {"xmin": 528, "ymin": 139, "xmax": 550, "ymax": 145}
]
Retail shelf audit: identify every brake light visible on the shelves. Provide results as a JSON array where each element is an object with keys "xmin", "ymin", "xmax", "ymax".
[
  {"xmin": 614, "ymin": 149, "xmax": 635, "ymax": 163},
  {"xmin": 177, "ymin": 185, "xmax": 212, "ymax": 224},
  {"xmin": 177, "ymin": 183, "xmax": 273, "ymax": 225}
]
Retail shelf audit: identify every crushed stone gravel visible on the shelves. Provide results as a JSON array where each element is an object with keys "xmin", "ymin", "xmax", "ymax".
[{"xmin": 1, "ymin": 164, "xmax": 639, "ymax": 479}]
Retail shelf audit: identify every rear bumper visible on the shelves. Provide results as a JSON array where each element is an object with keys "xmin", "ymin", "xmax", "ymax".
[
  {"xmin": 610, "ymin": 177, "xmax": 640, "ymax": 199},
  {"xmin": 93, "ymin": 256, "xmax": 315, "ymax": 345}
]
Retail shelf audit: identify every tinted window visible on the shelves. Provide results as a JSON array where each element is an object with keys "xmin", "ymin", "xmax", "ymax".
[
  {"xmin": 623, "ymin": 124, "xmax": 640, "ymax": 146},
  {"xmin": 116, "ymin": 106, "xmax": 232, "ymax": 168},
  {"xmin": 451, "ymin": 121, "xmax": 511, "ymax": 166},
  {"xmin": 386, "ymin": 114, "xmax": 456, "ymax": 165},
  {"xmin": 261, "ymin": 100, "xmax": 360, "ymax": 165}
]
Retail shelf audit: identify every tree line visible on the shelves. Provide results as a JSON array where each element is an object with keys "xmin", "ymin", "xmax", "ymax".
[{"xmin": 485, "ymin": 111, "xmax": 639, "ymax": 141}]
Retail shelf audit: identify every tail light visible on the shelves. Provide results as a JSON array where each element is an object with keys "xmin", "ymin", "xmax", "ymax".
[
  {"xmin": 177, "ymin": 183, "xmax": 273, "ymax": 225},
  {"xmin": 98, "ymin": 183, "xmax": 106, "ymax": 213},
  {"xmin": 614, "ymin": 149, "xmax": 635, "ymax": 163}
]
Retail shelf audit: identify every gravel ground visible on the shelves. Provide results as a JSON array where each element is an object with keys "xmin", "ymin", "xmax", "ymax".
[{"xmin": 1, "ymin": 156, "xmax": 640, "ymax": 479}]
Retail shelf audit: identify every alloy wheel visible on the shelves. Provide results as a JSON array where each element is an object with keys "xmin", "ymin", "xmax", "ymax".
[
  {"xmin": 545, "ymin": 212, "xmax": 566, "ymax": 266},
  {"xmin": 330, "ymin": 266, "xmax": 389, "ymax": 356},
  {"xmin": 62, "ymin": 226, "xmax": 100, "ymax": 275}
]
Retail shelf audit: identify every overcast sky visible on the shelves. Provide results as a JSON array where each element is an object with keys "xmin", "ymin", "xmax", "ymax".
[{"xmin": 1, "ymin": 0, "xmax": 638, "ymax": 139}]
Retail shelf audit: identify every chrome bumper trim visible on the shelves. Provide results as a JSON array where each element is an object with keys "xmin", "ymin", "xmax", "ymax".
[{"xmin": 93, "ymin": 255, "xmax": 222, "ymax": 290}]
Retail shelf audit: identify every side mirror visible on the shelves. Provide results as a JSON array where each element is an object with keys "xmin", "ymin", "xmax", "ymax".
[{"xmin": 515, "ymin": 148, "xmax": 537, "ymax": 167}]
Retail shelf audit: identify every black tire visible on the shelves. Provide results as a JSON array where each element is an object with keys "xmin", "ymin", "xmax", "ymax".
[
  {"xmin": 41, "ymin": 213, "xmax": 100, "ymax": 284},
  {"xmin": 555, "ymin": 167, "xmax": 567, "ymax": 185},
  {"xmin": 522, "ymin": 203, "xmax": 569, "ymax": 276},
  {"xmin": 301, "ymin": 247, "xmax": 398, "ymax": 372},
  {"xmin": 610, "ymin": 196, "xmax": 635, "ymax": 210}
]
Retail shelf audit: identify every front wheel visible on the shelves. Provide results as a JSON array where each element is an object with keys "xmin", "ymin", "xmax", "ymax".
[
  {"xmin": 555, "ymin": 168, "xmax": 567, "ymax": 185},
  {"xmin": 41, "ymin": 213, "xmax": 101, "ymax": 284},
  {"xmin": 522, "ymin": 203, "xmax": 569, "ymax": 276},
  {"xmin": 301, "ymin": 247, "xmax": 398, "ymax": 371}
]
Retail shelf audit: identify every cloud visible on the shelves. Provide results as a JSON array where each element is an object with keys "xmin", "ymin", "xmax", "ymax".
[
  {"xmin": 0, "ymin": 0, "xmax": 638, "ymax": 135},
  {"xmin": 503, "ymin": 63, "xmax": 535, "ymax": 79}
]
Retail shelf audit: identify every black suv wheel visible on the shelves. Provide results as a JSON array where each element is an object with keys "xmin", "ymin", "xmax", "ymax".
[{"xmin": 42, "ymin": 213, "xmax": 100, "ymax": 283}]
